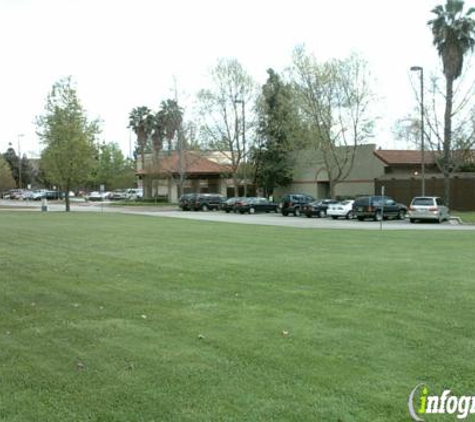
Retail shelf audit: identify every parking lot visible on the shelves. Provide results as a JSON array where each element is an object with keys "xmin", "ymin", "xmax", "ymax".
[
  {"xmin": 2, "ymin": 199, "xmax": 472, "ymax": 231},
  {"xmin": 152, "ymin": 209, "xmax": 473, "ymax": 231}
]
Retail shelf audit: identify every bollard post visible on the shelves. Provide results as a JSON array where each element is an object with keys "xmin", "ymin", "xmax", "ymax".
[{"xmin": 41, "ymin": 197, "xmax": 48, "ymax": 212}]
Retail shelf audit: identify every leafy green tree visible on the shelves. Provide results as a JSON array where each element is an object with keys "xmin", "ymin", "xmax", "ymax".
[
  {"xmin": 428, "ymin": 0, "xmax": 475, "ymax": 205},
  {"xmin": 2, "ymin": 147, "xmax": 19, "ymax": 187},
  {"xmin": 90, "ymin": 142, "xmax": 136, "ymax": 191},
  {"xmin": 37, "ymin": 77, "xmax": 99, "ymax": 211},
  {"xmin": 0, "ymin": 155, "xmax": 15, "ymax": 191},
  {"xmin": 252, "ymin": 69, "xmax": 296, "ymax": 197}
]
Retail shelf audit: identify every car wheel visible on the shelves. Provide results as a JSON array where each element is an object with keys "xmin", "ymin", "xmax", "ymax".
[
  {"xmin": 397, "ymin": 209, "xmax": 406, "ymax": 220},
  {"xmin": 294, "ymin": 208, "xmax": 301, "ymax": 217},
  {"xmin": 282, "ymin": 211, "xmax": 288, "ymax": 216},
  {"xmin": 249, "ymin": 207, "xmax": 255, "ymax": 214},
  {"xmin": 318, "ymin": 210, "xmax": 326, "ymax": 218},
  {"xmin": 201, "ymin": 204, "xmax": 209, "ymax": 211},
  {"xmin": 374, "ymin": 211, "xmax": 382, "ymax": 222},
  {"xmin": 225, "ymin": 210, "xmax": 230, "ymax": 213},
  {"xmin": 346, "ymin": 211, "xmax": 353, "ymax": 220}
]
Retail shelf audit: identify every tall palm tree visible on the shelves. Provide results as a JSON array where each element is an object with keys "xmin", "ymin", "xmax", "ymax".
[
  {"xmin": 128, "ymin": 106, "xmax": 154, "ymax": 196},
  {"xmin": 158, "ymin": 99, "xmax": 184, "ymax": 152},
  {"xmin": 428, "ymin": 0, "xmax": 475, "ymax": 204},
  {"xmin": 128, "ymin": 106, "xmax": 154, "ymax": 170}
]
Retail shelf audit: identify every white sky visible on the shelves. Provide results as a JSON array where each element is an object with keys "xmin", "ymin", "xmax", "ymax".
[{"xmin": 0, "ymin": 0, "xmax": 461, "ymax": 157}]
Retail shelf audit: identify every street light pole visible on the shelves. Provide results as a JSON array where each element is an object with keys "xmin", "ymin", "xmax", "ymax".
[
  {"xmin": 410, "ymin": 66, "xmax": 425, "ymax": 196},
  {"xmin": 234, "ymin": 99, "xmax": 246, "ymax": 196},
  {"xmin": 17, "ymin": 134, "xmax": 24, "ymax": 190}
]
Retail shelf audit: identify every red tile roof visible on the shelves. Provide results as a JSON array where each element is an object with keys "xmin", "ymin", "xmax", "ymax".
[
  {"xmin": 374, "ymin": 150, "xmax": 438, "ymax": 165},
  {"xmin": 136, "ymin": 151, "xmax": 232, "ymax": 175}
]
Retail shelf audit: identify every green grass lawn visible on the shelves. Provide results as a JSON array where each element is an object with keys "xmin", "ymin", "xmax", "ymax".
[
  {"xmin": 0, "ymin": 212, "xmax": 474, "ymax": 421},
  {"xmin": 452, "ymin": 211, "xmax": 475, "ymax": 223}
]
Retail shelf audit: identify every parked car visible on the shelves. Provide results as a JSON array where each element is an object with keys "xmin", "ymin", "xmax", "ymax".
[
  {"xmin": 5, "ymin": 189, "xmax": 24, "ymax": 199},
  {"xmin": 280, "ymin": 193, "xmax": 315, "ymax": 216},
  {"xmin": 43, "ymin": 190, "xmax": 64, "ymax": 200},
  {"xmin": 235, "ymin": 197, "xmax": 279, "ymax": 214},
  {"xmin": 31, "ymin": 190, "xmax": 48, "ymax": 200},
  {"xmin": 221, "ymin": 197, "xmax": 242, "ymax": 213},
  {"xmin": 191, "ymin": 193, "xmax": 224, "ymax": 211},
  {"xmin": 408, "ymin": 196, "xmax": 450, "ymax": 223},
  {"xmin": 87, "ymin": 191, "xmax": 110, "ymax": 201},
  {"xmin": 303, "ymin": 199, "xmax": 338, "ymax": 218},
  {"xmin": 125, "ymin": 188, "xmax": 143, "ymax": 200},
  {"xmin": 179, "ymin": 193, "xmax": 197, "ymax": 211},
  {"xmin": 353, "ymin": 196, "xmax": 407, "ymax": 221},
  {"xmin": 110, "ymin": 190, "xmax": 127, "ymax": 200},
  {"xmin": 327, "ymin": 200, "xmax": 355, "ymax": 220}
]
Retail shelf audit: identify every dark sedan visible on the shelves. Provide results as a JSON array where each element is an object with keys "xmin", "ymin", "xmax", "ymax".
[
  {"xmin": 235, "ymin": 197, "xmax": 279, "ymax": 214},
  {"xmin": 303, "ymin": 199, "xmax": 338, "ymax": 218},
  {"xmin": 221, "ymin": 197, "xmax": 243, "ymax": 213}
]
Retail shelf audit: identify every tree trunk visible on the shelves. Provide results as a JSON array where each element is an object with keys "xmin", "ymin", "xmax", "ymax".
[
  {"xmin": 329, "ymin": 179, "xmax": 337, "ymax": 199},
  {"xmin": 65, "ymin": 187, "xmax": 70, "ymax": 212},
  {"xmin": 232, "ymin": 174, "xmax": 239, "ymax": 197},
  {"xmin": 64, "ymin": 191, "xmax": 71, "ymax": 212},
  {"xmin": 443, "ymin": 75, "xmax": 454, "ymax": 207}
]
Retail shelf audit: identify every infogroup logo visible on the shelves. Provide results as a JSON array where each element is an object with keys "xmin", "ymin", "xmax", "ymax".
[{"xmin": 408, "ymin": 383, "xmax": 475, "ymax": 420}]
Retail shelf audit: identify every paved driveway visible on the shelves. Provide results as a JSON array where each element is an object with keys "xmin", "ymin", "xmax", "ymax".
[
  {"xmin": 1, "ymin": 200, "xmax": 474, "ymax": 231},
  {"xmin": 145, "ymin": 210, "xmax": 474, "ymax": 231}
]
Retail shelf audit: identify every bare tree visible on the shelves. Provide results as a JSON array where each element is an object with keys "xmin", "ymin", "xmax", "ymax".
[
  {"xmin": 291, "ymin": 46, "xmax": 377, "ymax": 198},
  {"xmin": 196, "ymin": 58, "xmax": 256, "ymax": 196},
  {"xmin": 403, "ymin": 69, "xmax": 475, "ymax": 175}
]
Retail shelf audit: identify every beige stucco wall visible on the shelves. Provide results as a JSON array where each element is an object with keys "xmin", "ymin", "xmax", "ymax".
[{"xmin": 274, "ymin": 144, "xmax": 385, "ymax": 200}]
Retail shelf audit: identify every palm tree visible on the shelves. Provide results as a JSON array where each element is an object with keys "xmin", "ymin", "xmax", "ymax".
[
  {"xmin": 428, "ymin": 0, "xmax": 475, "ymax": 205},
  {"xmin": 128, "ymin": 106, "xmax": 154, "ymax": 196},
  {"xmin": 158, "ymin": 99, "xmax": 184, "ymax": 152}
]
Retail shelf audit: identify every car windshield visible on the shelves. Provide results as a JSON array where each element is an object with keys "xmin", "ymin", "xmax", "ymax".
[{"xmin": 412, "ymin": 198, "xmax": 435, "ymax": 206}]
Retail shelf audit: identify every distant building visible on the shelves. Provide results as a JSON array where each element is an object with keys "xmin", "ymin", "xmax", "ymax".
[
  {"xmin": 136, "ymin": 151, "xmax": 232, "ymax": 202},
  {"xmin": 274, "ymin": 144, "xmax": 384, "ymax": 200}
]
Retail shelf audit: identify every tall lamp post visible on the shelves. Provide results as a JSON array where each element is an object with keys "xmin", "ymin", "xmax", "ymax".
[
  {"xmin": 410, "ymin": 66, "xmax": 425, "ymax": 196},
  {"xmin": 234, "ymin": 99, "xmax": 246, "ymax": 196},
  {"xmin": 17, "ymin": 134, "xmax": 24, "ymax": 189}
]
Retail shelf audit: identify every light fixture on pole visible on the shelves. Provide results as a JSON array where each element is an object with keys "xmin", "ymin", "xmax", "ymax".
[{"xmin": 410, "ymin": 66, "xmax": 425, "ymax": 196}]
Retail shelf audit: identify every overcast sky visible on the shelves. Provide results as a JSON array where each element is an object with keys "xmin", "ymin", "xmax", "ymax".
[{"xmin": 0, "ymin": 0, "xmax": 463, "ymax": 157}]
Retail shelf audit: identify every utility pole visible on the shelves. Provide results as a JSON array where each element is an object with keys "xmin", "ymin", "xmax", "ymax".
[
  {"xmin": 410, "ymin": 66, "xmax": 425, "ymax": 196},
  {"xmin": 234, "ymin": 99, "xmax": 246, "ymax": 196}
]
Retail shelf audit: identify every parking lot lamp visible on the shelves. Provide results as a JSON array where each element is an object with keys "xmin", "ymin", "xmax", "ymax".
[{"xmin": 410, "ymin": 66, "xmax": 425, "ymax": 196}]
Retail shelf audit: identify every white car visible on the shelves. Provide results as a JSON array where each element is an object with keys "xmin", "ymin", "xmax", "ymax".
[
  {"xmin": 125, "ymin": 188, "xmax": 143, "ymax": 200},
  {"xmin": 327, "ymin": 200, "xmax": 355, "ymax": 220},
  {"xmin": 408, "ymin": 196, "xmax": 450, "ymax": 223},
  {"xmin": 87, "ymin": 191, "xmax": 110, "ymax": 201}
]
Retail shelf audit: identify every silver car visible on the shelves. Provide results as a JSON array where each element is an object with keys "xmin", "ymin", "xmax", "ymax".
[{"xmin": 408, "ymin": 196, "xmax": 450, "ymax": 223}]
